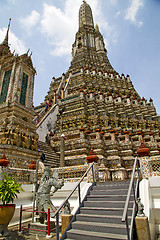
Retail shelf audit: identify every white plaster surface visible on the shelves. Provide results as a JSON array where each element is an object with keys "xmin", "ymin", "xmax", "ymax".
[
  {"xmin": 140, "ymin": 177, "xmax": 160, "ymax": 239},
  {"xmin": 8, "ymin": 181, "xmax": 91, "ymax": 227},
  {"xmin": 36, "ymin": 105, "xmax": 58, "ymax": 142}
]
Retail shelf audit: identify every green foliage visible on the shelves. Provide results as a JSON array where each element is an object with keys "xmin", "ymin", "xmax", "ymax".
[{"xmin": 0, "ymin": 174, "xmax": 24, "ymax": 205}]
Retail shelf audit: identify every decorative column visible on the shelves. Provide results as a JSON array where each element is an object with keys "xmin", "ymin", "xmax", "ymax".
[
  {"xmin": 110, "ymin": 129, "xmax": 116, "ymax": 141},
  {"xmin": 95, "ymin": 128, "xmax": 101, "ymax": 140},
  {"xmin": 137, "ymin": 141, "xmax": 150, "ymax": 179},
  {"xmin": 53, "ymin": 90, "xmax": 56, "ymax": 104},
  {"xmin": 61, "ymin": 87, "xmax": 64, "ymax": 99},
  {"xmin": 137, "ymin": 131, "xmax": 143, "ymax": 142},
  {"xmin": 79, "ymin": 126, "xmax": 85, "ymax": 139},
  {"xmin": 6, "ymin": 61, "xmax": 16, "ymax": 103},
  {"xmin": 124, "ymin": 130, "xmax": 130, "ymax": 142},
  {"xmin": 25, "ymin": 75, "xmax": 31, "ymax": 108},
  {"xmin": 86, "ymin": 149, "xmax": 99, "ymax": 183},
  {"xmin": 60, "ymin": 134, "xmax": 65, "ymax": 167},
  {"xmin": 13, "ymin": 66, "xmax": 23, "ymax": 103}
]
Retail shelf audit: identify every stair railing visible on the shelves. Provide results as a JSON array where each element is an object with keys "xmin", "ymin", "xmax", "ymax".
[
  {"xmin": 53, "ymin": 162, "xmax": 95, "ymax": 240},
  {"xmin": 122, "ymin": 157, "xmax": 140, "ymax": 240}
]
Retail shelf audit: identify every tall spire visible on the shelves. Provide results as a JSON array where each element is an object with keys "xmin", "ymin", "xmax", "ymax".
[
  {"xmin": 2, "ymin": 18, "xmax": 11, "ymax": 46},
  {"xmin": 0, "ymin": 18, "xmax": 11, "ymax": 56},
  {"xmin": 70, "ymin": 1, "xmax": 114, "ymax": 72},
  {"xmin": 79, "ymin": 1, "xmax": 94, "ymax": 29}
]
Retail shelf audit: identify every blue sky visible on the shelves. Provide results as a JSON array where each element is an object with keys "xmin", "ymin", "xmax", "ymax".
[{"xmin": 0, "ymin": 0, "xmax": 160, "ymax": 115}]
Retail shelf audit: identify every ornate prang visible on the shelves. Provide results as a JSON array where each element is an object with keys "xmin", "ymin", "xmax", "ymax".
[{"xmin": 35, "ymin": 1, "xmax": 160, "ymax": 178}]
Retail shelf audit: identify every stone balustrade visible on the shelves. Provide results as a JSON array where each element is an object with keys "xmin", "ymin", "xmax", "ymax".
[
  {"xmin": 54, "ymin": 164, "xmax": 88, "ymax": 182},
  {"xmin": 6, "ymin": 167, "xmax": 42, "ymax": 184},
  {"xmin": 3, "ymin": 155, "xmax": 159, "ymax": 184},
  {"xmin": 139, "ymin": 156, "xmax": 160, "ymax": 179},
  {"xmin": 6, "ymin": 165, "xmax": 89, "ymax": 183}
]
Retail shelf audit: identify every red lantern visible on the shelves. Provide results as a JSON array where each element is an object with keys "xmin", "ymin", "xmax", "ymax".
[
  {"xmin": 137, "ymin": 141, "xmax": 150, "ymax": 157},
  {"xmin": 28, "ymin": 160, "xmax": 36, "ymax": 170},
  {"xmin": 86, "ymin": 149, "xmax": 99, "ymax": 163},
  {"xmin": 0, "ymin": 154, "xmax": 9, "ymax": 167}
]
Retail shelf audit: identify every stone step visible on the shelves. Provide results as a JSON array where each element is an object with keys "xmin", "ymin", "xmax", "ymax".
[
  {"xmin": 84, "ymin": 200, "xmax": 133, "ymax": 208},
  {"xmin": 71, "ymin": 221, "xmax": 128, "ymax": 235},
  {"xmin": 66, "ymin": 229, "xmax": 128, "ymax": 240},
  {"xmin": 90, "ymin": 189, "xmax": 128, "ymax": 195},
  {"xmin": 76, "ymin": 214, "xmax": 131, "ymax": 224},
  {"xmin": 80, "ymin": 207, "xmax": 132, "ymax": 216},
  {"xmin": 65, "ymin": 239, "xmax": 75, "ymax": 240},
  {"xmin": 38, "ymin": 141, "xmax": 60, "ymax": 168},
  {"xmin": 94, "ymin": 183, "xmax": 130, "ymax": 190},
  {"xmin": 87, "ymin": 195, "xmax": 133, "ymax": 201}
]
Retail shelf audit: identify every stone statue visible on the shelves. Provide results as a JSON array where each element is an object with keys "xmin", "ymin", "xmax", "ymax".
[
  {"xmin": 11, "ymin": 128, "xmax": 21, "ymax": 147},
  {"xmin": 63, "ymin": 199, "xmax": 71, "ymax": 215},
  {"xmin": 136, "ymin": 198, "xmax": 145, "ymax": 217},
  {"xmin": 31, "ymin": 134, "xmax": 38, "ymax": 151},
  {"xmin": 36, "ymin": 168, "xmax": 64, "ymax": 224}
]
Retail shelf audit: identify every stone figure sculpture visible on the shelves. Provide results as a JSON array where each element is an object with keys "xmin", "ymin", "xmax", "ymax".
[
  {"xmin": 63, "ymin": 199, "xmax": 71, "ymax": 215},
  {"xmin": 36, "ymin": 168, "xmax": 64, "ymax": 224},
  {"xmin": 136, "ymin": 197, "xmax": 145, "ymax": 217}
]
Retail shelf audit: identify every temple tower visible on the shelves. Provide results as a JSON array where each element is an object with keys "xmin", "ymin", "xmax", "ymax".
[
  {"xmin": 70, "ymin": 1, "xmax": 113, "ymax": 73},
  {"xmin": 0, "ymin": 19, "xmax": 39, "ymax": 168},
  {"xmin": 36, "ymin": 1, "xmax": 160, "ymax": 177}
]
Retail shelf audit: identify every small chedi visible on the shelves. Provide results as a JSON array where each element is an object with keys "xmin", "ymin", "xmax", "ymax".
[
  {"xmin": 0, "ymin": 19, "xmax": 39, "ymax": 168},
  {"xmin": 35, "ymin": 1, "xmax": 160, "ymax": 179}
]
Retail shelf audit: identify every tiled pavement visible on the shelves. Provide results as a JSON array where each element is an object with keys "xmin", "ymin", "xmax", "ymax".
[{"xmin": 0, "ymin": 225, "xmax": 60, "ymax": 240}]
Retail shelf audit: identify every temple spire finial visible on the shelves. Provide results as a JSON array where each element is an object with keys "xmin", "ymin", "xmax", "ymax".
[
  {"xmin": 2, "ymin": 18, "xmax": 11, "ymax": 46},
  {"xmin": 95, "ymin": 24, "xmax": 100, "ymax": 32},
  {"xmin": 79, "ymin": 1, "xmax": 94, "ymax": 29}
]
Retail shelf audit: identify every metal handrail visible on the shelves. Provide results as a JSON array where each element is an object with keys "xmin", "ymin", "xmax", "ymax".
[
  {"xmin": 52, "ymin": 162, "xmax": 95, "ymax": 240},
  {"xmin": 122, "ymin": 157, "xmax": 140, "ymax": 240}
]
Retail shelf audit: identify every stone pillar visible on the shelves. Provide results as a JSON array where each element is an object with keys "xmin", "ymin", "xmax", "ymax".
[
  {"xmin": 135, "ymin": 216, "xmax": 151, "ymax": 240},
  {"xmin": 53, "ymin": 90, "xmax": 56, "ymax": 104},
  {"xmin": 137, "ymin": 131, "xmax": 143, "ymax": 142},
  {"xmin": 61, "ymin": 214, "xmax": 73, "ymax": 235},
  {"xmin": 25, "ymin": 75, "xmax": 31, "ymax": 108},
  {"xmin": 13, "ymin": 66, "xmax": 23, "ymax": 103},
  {"xmin": 124, "ymin": 130, "xmax": 130, "ymax": 142},
  {"xmin": 110, "ymin": 129, "xmax": 116, "ymax": 141},
  {"xmin": 6, "ymin": 61, "xmax": 16, "ymax": 103},
  {"xmin": 60, "ymin": 134, "xmax": 65, "ymax": 167},
  {"xmin": 137, "ymin": 141, "xmax": 150, "ymax": 179},
  {"xmin": 149, "ymin": 132, "xmax": 154, "ymax": 142},
  {"xmin": 79, "ymin": 127, "xmax": 85, "ymax": 139},
  {"xmin": 95, "ymin": 131, "xmax": 101, "ymax": 140},
  {"xmin": 61, "ymin": 88, "xmax": 64, "ymax": 99}
]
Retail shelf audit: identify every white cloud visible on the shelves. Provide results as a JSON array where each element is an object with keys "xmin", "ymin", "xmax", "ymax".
[
  {"xmin": 40, "ymin": 0, "xmax": 112, "ymax": 56},
  {"xmin": 110, "ymin": 0, "xmax": 118, "ymax": 5},
  {"xmin": 7, "ymin": 0, "xmax": 16, "ymax": 4},
  {"xmin": 20, "ymin": 10, "xmax": 40, "ymax": 34},
  {"xmin": 116, "ymin": 11, "xmax": 121, "ymax": 16},
  {"xmin": 125, "ymin": 0, "xmax": 143, "ymax": 27},
  {"xmin": 0, "ymin": 28, "xmax": 27, "ymax": 54}
]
